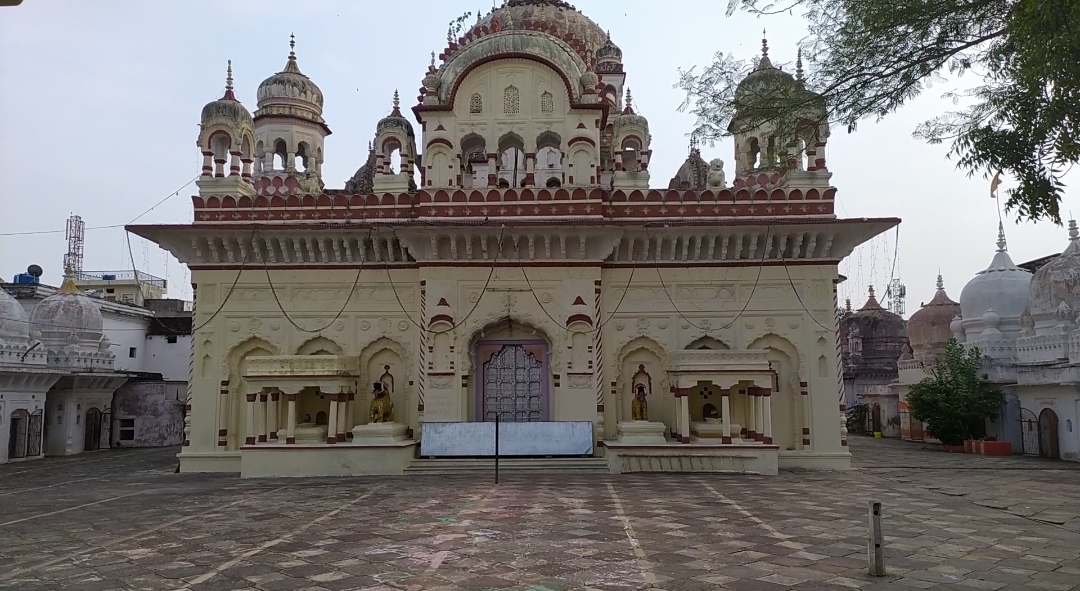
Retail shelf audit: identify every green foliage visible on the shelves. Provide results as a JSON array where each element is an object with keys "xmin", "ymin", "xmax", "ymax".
[
  {"xmin": 906, "ymin": 338, "xmax": 1002, "ymax": 446},
  {"xmin": 676, "ymin": 0, "xmax": 1080, "ymax": 223},
  {"xmin": 846, "ymin": 403, "xmax": 869, "ymax": 434},
  {"xmin": 449, "ymin": 10, "xmax": 476, "ymax": 39}
]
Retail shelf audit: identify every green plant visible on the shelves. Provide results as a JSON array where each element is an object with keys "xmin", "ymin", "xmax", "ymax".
[
  {"xmin": 676, "ymin": 0, "xmax": 1080, "ymax": 223},
  {"xmin": 906, "ymin": 338, "xmax": 1002, "ymax": 446},
  {"xmin": 846, "ymin": 403, "xmax": 869, "ymax": 434}
]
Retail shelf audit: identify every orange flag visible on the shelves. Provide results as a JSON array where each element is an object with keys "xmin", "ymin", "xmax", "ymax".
[{"xmin": 990, "ymin": 170, "xmax": 1002, "ymax": 199}]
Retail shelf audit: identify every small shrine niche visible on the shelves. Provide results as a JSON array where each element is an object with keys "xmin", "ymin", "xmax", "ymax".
[
  {"xmin": 379, "ymin": 364, "xmax": 395, "ymax": 395},
  {"xmin": 631, "ymin": 364, "xmax": 652, "ymax": 399}
]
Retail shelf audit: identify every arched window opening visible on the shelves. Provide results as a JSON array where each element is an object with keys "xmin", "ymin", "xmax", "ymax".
[
  {"xmin": 383, "ymin": 138, "xmax": 403, "ymax": 175},
  {"xmin": 747, "ymin": 137, "xmax": 761, "ymax": 169},
  {"xmin": 540, "ymin": 90, "xmax": 554, "ymax": 114},
  {"xmin": 460, "ymin": 133, "xmax": 487, "ymax": 188},
  {"xmin": 602, "ymin": 84, "xmax": 617, "ymax": 107},
  {"xmin": 497, "ymin": 132, "xmax": 525, "ymax": 188},
  {"xmin": 535, "ymin": 131, "xmax": 563, "ymax": 188},
  {"xmin": 470, "ymin": 92, "xmax": 483, "ymax": 114},
  {"xmin": 273, "ymin": 138, "xmax": 288, "ymax": 171},
  {"xmin": 210, "ymin": 133, "xmax": 230, "ymax": 162},
  {"xmin": 546, "ymin": 176, "xmax": 562, "ymax": 188},
  {"xmin": 295, "ymin": 142, "xmax": 309, "ymax": 173},
  {"xmin": 621, "ymin": 137, "xmax": 642, "ymax": 173},
  {"xmin": 254, "ymin": 140, "xmax": 264, "ymax": 173}
]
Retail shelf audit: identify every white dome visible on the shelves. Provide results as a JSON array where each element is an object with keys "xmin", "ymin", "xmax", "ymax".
[
  {"xmin": 0, "ymin": 287, "xmax": 29, "ymax": 344},
  {"xmin": 29, "ymin": 268, "xmax": 104, "ymax": 351},
  {"xmin": 255, "ymin": 37, "xmax": 324, "ymax": 122},
  {"xmin": 959, "ymin": 224, "xmax": 1031, "ymax": 338},
  {"xmin": 1029, "ymin": 220, "xmax": 1080, "ymax": 332}
]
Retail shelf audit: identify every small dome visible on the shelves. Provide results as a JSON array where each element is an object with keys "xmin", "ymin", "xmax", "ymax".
[
  {"xmin": 377, "ymin": 90, "xmax": 414, "ymax": 135},
  {"xmin": 735, "ymin": 37, "xmax": 797, "ymax": 101},
  {"xmin": 907, "ymin": 275, "xmax": 961, "ymax": 364},
  {"xmin": 668, "ymin": 139, "xmax": 710, "ymax": 190},
  {"xmin": 840, "ymin": 287, "xmax": 908, "ymax": 375},
  {"xmin": 595, "ymin": 30, "xmax": 622, "ymax": 62},
  {"xmin": 959, "ymin": 224, "xmax": 1032, "ymax": 336},
  {"xmin": 29, "ymin": 267, "xmax": 104, "ymax": 351},
  {"xmin": 480, "ymin": 0, "xmax": 609, "ymax": 57},
  {"xmin": 1029, "ymin": 219, "xmax": 1080, "ymax": 331},
  {"xmin": 256, "ymin": 36, "xmax": 324, "ymax": 120},
  {"xmin": 842, "ymin": 287, "xmax": 907, "ymax": 338},
  {"xmin": 0, "ymin": 286, "xmax": 29, "ymax": 344},
  {"xmin": 200, "ymin": 60, "xmax": 253, "ymax": 126}
]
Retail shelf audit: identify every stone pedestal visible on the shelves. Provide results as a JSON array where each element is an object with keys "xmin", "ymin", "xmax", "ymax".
[
  {"xmin": 351, "ymin": 422, "xmax": 409, "ymax": 444},
  {"xmin": 294, "ymin": 424, "xmax": 328, "ymax": 444},
  {"xmin": 692, "ymin": 419, "xmax": 743, "ymax": 441},
  {"xmin": 616, "ymin": 420, "xmax": 668, "ymax": 444}
]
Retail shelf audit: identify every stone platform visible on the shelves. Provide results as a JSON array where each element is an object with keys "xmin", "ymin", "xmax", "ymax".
[{"xmin": 239, "ymin": 440, "xmax": 417, "ymax": 477}]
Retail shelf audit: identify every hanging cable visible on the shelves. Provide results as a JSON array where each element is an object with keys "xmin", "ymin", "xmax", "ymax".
[
  {"xmin": 378, "ymin": 224, "xmax": 507, "ymax": 335},
  {"xmin": 779, "ymin": 252, "xmax": 837, "ymax": 333},
  {"xmin": 643, "ymin": 224, "xmax": 770, "ymax": 332},
  {"xmin": 262, "ymin": 227, "xmax": 372, "ymax": 333}
]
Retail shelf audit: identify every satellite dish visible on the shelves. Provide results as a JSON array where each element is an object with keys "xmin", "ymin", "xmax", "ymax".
[{"xmin": 26, "ymin": 264, "xmax": 43, "ymax": 278}]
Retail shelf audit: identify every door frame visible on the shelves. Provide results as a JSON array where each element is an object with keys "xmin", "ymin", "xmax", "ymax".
[{"xmin": 474, "ymin": 339, "xmax": 550, "ymax": 422}]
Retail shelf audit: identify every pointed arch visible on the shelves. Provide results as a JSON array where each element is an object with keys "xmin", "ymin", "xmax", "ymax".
[
  {"xmin": 223, "ymin": 336, "xmax": 278, "ymax": 382},
  {"xmin": 685, "ymin": 336, "xmax": 731, "ymax": 350},
  {"xmin": 614, "ymin": 336, "xmax": 668, "ymax": 376},
  {"xmin": 295, "ymin": 335, "xmax": 344, "ymax": 356},
  {"xmin": 358, "ymin": 336, "xmax": 410, "ymax": 381}
]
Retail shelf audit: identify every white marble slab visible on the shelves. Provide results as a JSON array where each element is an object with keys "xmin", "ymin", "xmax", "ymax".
[{"xmin": 421, "ymin": 421, "xmax": 594, "ymax": 457}]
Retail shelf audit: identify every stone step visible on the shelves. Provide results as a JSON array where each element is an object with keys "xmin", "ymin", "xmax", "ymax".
[{"xmin": 404, "ymin": 457, "xmax": 610, "ymax": 475}]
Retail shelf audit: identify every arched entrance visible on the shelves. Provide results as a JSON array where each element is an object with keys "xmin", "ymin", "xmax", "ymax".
[
  {"xmin": 27, "ymin": 410, "xmax": 43, "ymax": 457},
  {"xmin": 1039, "ymin": 408, "xmax": 1060, "ymax": 460},
  {"xmin": 871, "ymin": 403, "xmax": 883, "ymax": 433},
  {"xmin": 475, "ymin": 339, "xmax": 549, "ymax": 422},
  {"xmin": 8, "ymin": 409, "xmax": 29, "ymax": 459},
  {"xmin": 84, "ymin": 407, "xmax": 102, "ymax": 452}
]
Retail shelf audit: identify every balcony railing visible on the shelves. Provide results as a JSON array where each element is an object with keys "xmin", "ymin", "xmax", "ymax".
[{"xmin": 75, "ymin": 270, "xmax": 167, "ymax": 289}]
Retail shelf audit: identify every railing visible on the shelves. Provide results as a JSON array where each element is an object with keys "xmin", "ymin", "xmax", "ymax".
[{"xmin": 76, "ymin": 270, "xmax": 167, "ymax": 289}]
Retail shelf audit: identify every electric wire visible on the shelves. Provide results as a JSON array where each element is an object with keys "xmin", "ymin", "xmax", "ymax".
[
  {"xmin": 261, "ymin": 227, "xmax": 372, "ymax": 333},
  {"xmin": 643, "ymin": 224, "xmax": 770, "ymax": 332},
  {"xmin": 779, "ymin": 252, "xmax": 837, "ymax": 333},
  {"xmin": 377, "ymin": 224, "xmax": 507, "ymax": 335}
]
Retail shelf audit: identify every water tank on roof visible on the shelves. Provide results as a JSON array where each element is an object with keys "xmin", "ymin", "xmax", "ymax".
[
  {"xmin": 101, "ymin": 274, "xmax": 117, "ymax": 280},
  {"xmin": 12, "ymin": 273, "xmax": 38, "ymax": 284}
]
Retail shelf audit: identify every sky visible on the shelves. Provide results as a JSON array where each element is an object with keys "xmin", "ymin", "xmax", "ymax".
[{"xmin": 1, "ymin": 0, "xmax": 1076, "ymax": 316}]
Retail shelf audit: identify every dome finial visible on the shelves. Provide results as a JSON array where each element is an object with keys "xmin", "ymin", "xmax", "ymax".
[
  {"xmin": 868, "ymin": 285, "xmax": 875, "ymax": 299},
  {"xmin": 795, "ymin": 48, "xmax": 804, "ymax": 82},
  {"xmin": 390, "ymin": 90, "xmax": 402, "ymax": 117},
  {"xmin": 762, "ymin": 29, "xmax": 769, "ymax": 59},
  {"xmin": 625, "ymin": 87, "xmax": 633, "ymax": 109},
  {"xmin": 289, "ymin": 32, "xmax": 296, "ymax": 59},
  {"xmin": 430, "ymin": 51, "xmax": 436, "ymax": 68},
  {"xmin": 936, "ymin": 272, "xmax": 944, "ymax": 291},
  {"xmin": 1069, "ymin": 219, "xmax": 1078, "ymax": 242},
  {"xmin": 226, "ymin": 59, "xmax": 234, "ymax": 91},
  {"xmin": 58, "ymin": 265, "xmax": 80, "ymax": 295},
  {"xmin": 996, "ymin": 220, "xmax": 1008, "ymax": 252}
]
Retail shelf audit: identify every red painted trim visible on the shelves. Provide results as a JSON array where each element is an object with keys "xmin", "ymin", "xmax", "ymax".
[
  {"xmin": 604, "ymin": 443, "xmax": 781, "ymax": 450},
  {"xmin": 252, "ymin": 113, "xmax": 332, "ymax": 136},
  {"xmin": 184, "ymin": 259, "xmax": 843, "ymax": 272},
  {"xmin": 565, "ymin": 313, "xmax": 594, "ymax": 326},
  {"xmin": 567, "ymin": 136, "xmax": 597, "ymax": 147},
  {"xmin": 269, "ymin": 431, "xmax": 278, "ymax": 440},
  {"xmin": 258, "ymin": 435, "xmax": 267, "ymax": 442},
  {"xmin": 245, "ymin": 436, "xmax": 255, "ymax": 445},
  {"xmin": 286, "ymin": 437, "xmax": 296, "ymax": 444},
  {"xmin": 426, "ymin": 138, "xmax": 454, "ymax": 150}
]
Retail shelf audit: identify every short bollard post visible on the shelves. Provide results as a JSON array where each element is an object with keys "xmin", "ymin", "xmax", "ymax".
[{"xmin": 868, "ymin": 501, "xmax": 886, "ymax": 576}]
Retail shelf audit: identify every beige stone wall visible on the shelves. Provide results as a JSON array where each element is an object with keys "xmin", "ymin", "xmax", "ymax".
[{"xmin": 183, "ymin": 262, "xmax": 845, "ymax": 463}]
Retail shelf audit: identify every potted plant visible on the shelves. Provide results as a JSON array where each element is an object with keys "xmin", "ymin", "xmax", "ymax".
[{"xmin": 907, "ymin": 339, "xmax": 1002, "ymax": 453}]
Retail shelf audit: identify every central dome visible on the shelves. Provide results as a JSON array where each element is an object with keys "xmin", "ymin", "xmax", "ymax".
[
  {"xmin": 959, "ymin": 225, "xmax": 1031, "ymax": 337},
  {"xmin": 481, "ymin": 0, "xmax": 609, "ymax": 58},
  {"xmin": 256, "ymin": 36, "xmax": 324, "ymax": 121},
  {"xmin": 29, "ymin": 267, "xmax": 104, "ymax": 351},
  {"xmin": 0, "ymin": 286, "xmax": 28, "ymax": 344}
]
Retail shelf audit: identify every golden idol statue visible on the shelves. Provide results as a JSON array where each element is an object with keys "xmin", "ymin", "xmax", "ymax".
[
  {"xmin": 631, "ymin": 383, "xmax": 649, "ymax": 421},
  {"xmin": 369, "ymin": 381, "xmax": 394, "ymax": 423}
]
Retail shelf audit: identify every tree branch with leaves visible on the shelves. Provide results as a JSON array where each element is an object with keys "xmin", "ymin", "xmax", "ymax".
[
  {"xmin": 906, "ymin": 338, "xmax": 1002, "ymax": 446},
  {"xmin": 676, "ymin": 0, "xmax": 1080, "ymax": 223}
]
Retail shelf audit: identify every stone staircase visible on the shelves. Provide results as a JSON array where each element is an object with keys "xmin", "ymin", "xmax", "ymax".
[{"xmin": 404, "ymin": 457, "xmax": 611, "ymax": 475}]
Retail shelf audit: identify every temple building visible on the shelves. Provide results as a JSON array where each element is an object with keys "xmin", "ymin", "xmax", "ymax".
[
  {"xmin": 129, "ymin": 0, "xmax": 898, "ymax": 476},
  {"xmin": 839, "ymin": 287, "xmax": 907, "ymax": 437}
]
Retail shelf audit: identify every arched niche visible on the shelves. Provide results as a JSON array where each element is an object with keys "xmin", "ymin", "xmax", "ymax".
[
  {"xmin": 747, "ymin": 333, "xmax": 801, "ymax": 450},
  {"xmin": 464, "ymin": 316, "xmax": 554, "ymax": 377},
  {"xmin": 358, "ymin": 337, "xmax": 410, "ymax": 426},
  {"xmin": 613, "ymin": 336, "xmax": 670, "ymax": 431},
  {"xmin": 224, "ymin": 337, "xmax": 278, "ymax": 450},
  {"xmin": 685, "ymin": 336, "xmax": 731, "ymax": 350},
  {"xmin": 569, "ymin": 146, "xmax": 594, "ymax": 185},
  {"xmin": 567, "ymin": 326, "xmax": 592, "ymax": 373},
  {"xmin": 295, "ymin": 335, "xmax": 344, "ymax": 356},
  {"xmin": 429, "ymin": 323, "xmax": 455, "ymax": 373},
  {"xmin": 470, "ymin": 317, "xmax": 553, "ymax": 422}
]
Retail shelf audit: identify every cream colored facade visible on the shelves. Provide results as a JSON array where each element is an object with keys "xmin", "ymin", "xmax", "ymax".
[{"xmin": 131, "ymin": 2, "xmax": 898, "ymax": 476}]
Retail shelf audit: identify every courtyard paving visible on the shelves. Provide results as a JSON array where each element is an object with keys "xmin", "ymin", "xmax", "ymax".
[{"xmin": 0, "ymin": 438, "xmax": 1078, "ymax": 591}]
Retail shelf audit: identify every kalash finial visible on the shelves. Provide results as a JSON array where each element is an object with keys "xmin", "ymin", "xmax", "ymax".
[
  {"xmin": 996, "ymin": 220, "xmax": 1008, "ymax": 252},
  {"xmin": 795, "ymin": 48, "xmax": 804, "ymax": 82},
  {"xmin": 430, "ymin": 51, "xmax": 436, "ymax": 67},
  {"xmin": 289, "ymin": 32, "xmax": 296, "ymax": 58},
  {"xmin": 58, "ymin": 265, "xmax": 80, "ymax": 295},
  {"xmin": 625, "ymin": 87, "xmax": 633, "ymax": 109},
  {"xmin": 390, "ymin": 90, "xmax": 401, "ymax": 116},
  {"xmin": 868, "ymin": 285, "xmax": 876, "ymax": 299},
  {"xmin": 226, "ymin": 59, "xmax": 234, "ymax": 91},
  {"xmin": 761, "ymin": 29, "xmax": 769, "ymax": 59},
  {"xmin": 936, "ymin": 272, "xmax": 944, "ymax": 291},
  {"xmin": 1069, "ymin": 219, "xmax": 1079, "ymax": 243}
]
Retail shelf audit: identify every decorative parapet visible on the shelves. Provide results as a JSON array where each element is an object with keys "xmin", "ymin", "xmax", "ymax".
[
  {"xmin": 897, "ymin": 359, "xmax": 923, "ymax": 371},
  {"xmin": 1015, "ymin": 333, "xmax": 1069, "ymax": 364},
  {"xmin": 191, "ymin": 186, "xmax": 837, "ymax": 222},
  {"xmin": 0, "ymin": 343, "xmax": 48, "ymax": 368},
  {"xmin": 964, "ymin": 337, "xmax": 1017, "ymax": 362},
  {"xmin": 46, "ymin": 350, "xmax": 116, "ymax": 372},
  {"xmin": 244, "ymin": 355, "xmax": 359, "ymax": 379}
]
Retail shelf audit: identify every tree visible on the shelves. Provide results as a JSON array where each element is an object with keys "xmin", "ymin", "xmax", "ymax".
[
  {"xmin": 676, "ymin": 0, "xmax": 1080, "ymax": 224},
  {"xmin": 906, "ymin": 338, "xmax": 1002, "ymax": 446}
]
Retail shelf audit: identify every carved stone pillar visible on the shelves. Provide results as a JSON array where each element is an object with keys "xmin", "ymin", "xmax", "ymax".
[
  {"xmin": 336, "ymin": 392, "xmax": 349, "ymax": 442},
  {"xmin": 245, "ymin": 393, "xmax": 256, "ymax": 445},
  {"xmin": 746, "ymin": 388, "xmax": 757, "ymax": 441},
  {"xmin": 327, "ymin": 394, "xmax": 339, "ymax": 444},
  {"xmin": 285, "ymin": 393, "xmax": 297, "ymax": 444},
  {"xmin": 268, "ymin": 390, "xmax": 279, "ymax": 441},
  {"xmin": 800, "ymin": 381, "xmax": 811, "ymax": 448},
  {"xmin": 346, "ymin": 392, "xmax": 356, "ymax": 441},
  {"xmin": 720, "ymin": 389, "xmax": 732, "ymax": 444},
  {"xmin": 257, "ymin": 393, "xmax": 268, "ymax": 443},
  {"xmin": 762, "ymin": 388, "xmax": 773, "ymax": 444}
]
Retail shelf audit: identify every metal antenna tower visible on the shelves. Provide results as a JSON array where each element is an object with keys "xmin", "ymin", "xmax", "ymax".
[
  {"xmin": 63, "ymin": 214, "xmax": 85, "ymax": 273},
  {"xmin": 884, "ymin": 278, "xmax": 906, "ymax": 316}
]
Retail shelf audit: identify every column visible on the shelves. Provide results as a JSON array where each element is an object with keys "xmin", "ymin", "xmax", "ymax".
[
  {"xmin": 755, "ymin": 389, "xmax": 765, "ymax": 442},
  {"xmin": 229, "ymin": 151, "xmax": 241, "ymax": 176},
  {"xmin": 257, "ymin": 393, "xmax": 268, "ymax": 443},
  {"xmin": 763, "ymin": 388, "xmax": 773, "ymax": 444},
  {"xmin": 245, "ymin": 393, "xmax": 256, "ymax": 445},
  {"xmin": 800, "ymin": 381, "xmax": 811, "ymax": 448},
  {"xmin": 327, "ymin": 394, "xmax": 339, "ymax": 444},
  {"xmin": 214, "ymin": 157, "xmax": 226, "ymax": 177},
  {"xmin": 670, "ymin": 386, "xmax": 681, "ymax": 440},
  {"xmin": 346, "ymin": 392, "xmax": 356, "ymax": 441},
  {"xmin": 720, "ymin": 388, "xmax": 732, "ymax": 444},
  {"xmin": 217, "ymin": 381, "xmax": 228, "ymax": 448},
  {"xmin": 268, "ymin": 390, "xmax": 279, "ymax": 441},
  {"xmin": 336, "ymin": 392, "xmax": 348, "ymax": 443},
  {"xmin": 680, "ymin": 396, "xmax": 691, "ymax": 444},
  {"xmin": 746, "ymin": 388, "xmax": 757, "ymax": 441},
  {"xmin": 201, "ymin": 152, "xmax": 213, "ymax": 177},
  {"xmin": 285, "ymin": 392, "xmax": 297, "ymax": 444}
]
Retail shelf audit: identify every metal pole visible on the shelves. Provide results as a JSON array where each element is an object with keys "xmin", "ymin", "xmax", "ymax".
[
  {"xmin": 494, "ymin": 413, "xmax": 500, "ymax": 485},
  {"xmin": 868, "ymin": 501, "xmax": 885, "ymax": 576}
]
